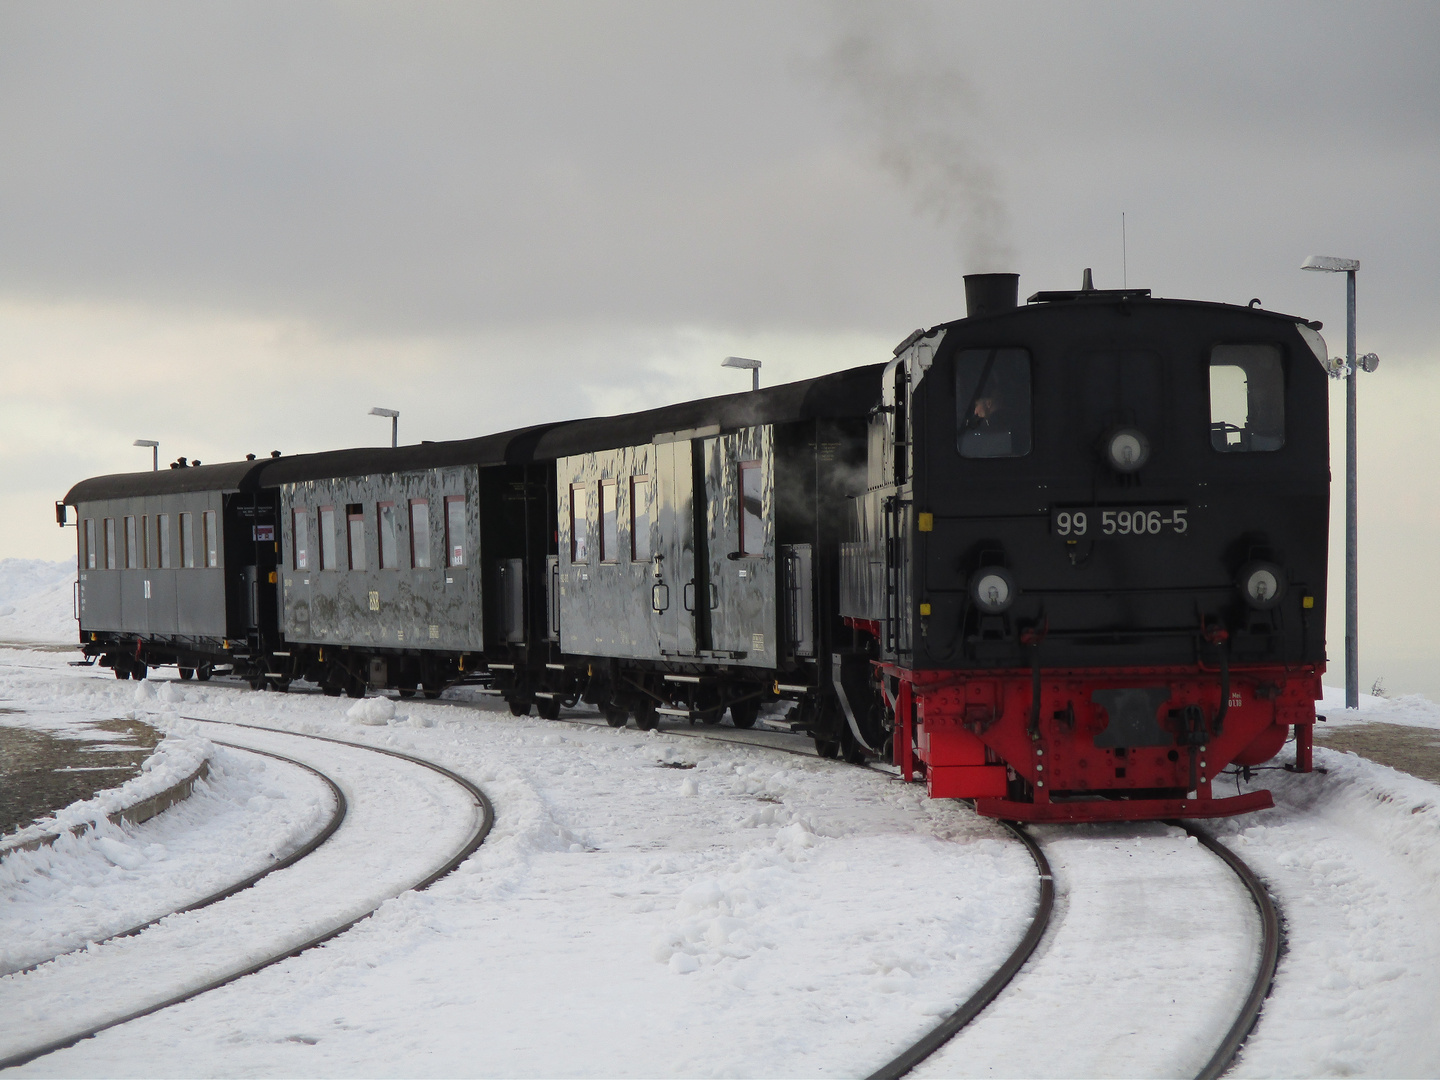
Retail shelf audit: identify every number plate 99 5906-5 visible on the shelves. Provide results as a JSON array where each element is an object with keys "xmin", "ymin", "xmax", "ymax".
[{"xmin": 1052, "ymin": 507, "xmax": 1189, "ymax": 537}]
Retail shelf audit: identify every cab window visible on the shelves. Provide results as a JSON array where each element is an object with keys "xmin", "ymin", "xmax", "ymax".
[
  {"xmin": 1210, "ymin": 344, "xmax": 1284, "ymax": 452},
  {"xmin": 956, "ymin": 347, "xmax": 1032, "ymax": 458}
]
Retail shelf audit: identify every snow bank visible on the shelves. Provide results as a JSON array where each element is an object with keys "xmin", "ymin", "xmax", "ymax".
[
  {"xmin": 1321, "ymin": 683, "xmax": 1440, "ymax": 730},
  {"xmin": 1213, "ymin": 746, "xmax": 1440, "ymax": 1077},
  {"xmin": 0, "ymin": 733, "xmax": 211, "ymax": 854},
  {"xmin": 0, "ymin": 558, "xmax": 72, "ymax": 605},
  {"xmin": 0, "ymin": 744, "xmax": 337, "ymax": 976},
  {"xmin": 0, "ymin": 559, "xmax": 76, "ymax": 644}
]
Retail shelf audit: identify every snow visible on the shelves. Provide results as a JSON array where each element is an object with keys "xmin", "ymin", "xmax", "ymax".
[
  {"xmin": 0, "ymin": 559, "xmax": 76, "ymax": 645},
  {"xmin": 0, "ymin": 555, "xmax": 1438, "ymax": 1074},
  {"xmin": 1, "ymin": 745, "xmax": 335, "ymax": 975}
]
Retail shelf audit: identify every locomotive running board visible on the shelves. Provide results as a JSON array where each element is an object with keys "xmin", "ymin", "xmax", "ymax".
[{"xmin": 974, "ymin": 789, "xmax": 1274, "ymax": 823}]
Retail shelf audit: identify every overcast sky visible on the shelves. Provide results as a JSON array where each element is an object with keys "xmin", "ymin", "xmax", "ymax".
[{"xmin": 3, "ymin": 1, "xmax": 1438, "ymax": 695}]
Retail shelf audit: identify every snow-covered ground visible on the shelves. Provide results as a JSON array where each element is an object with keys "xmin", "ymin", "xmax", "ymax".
[{"xmin": 1, "ymin": 565, "xmax": 1439, "ymax": 1076}]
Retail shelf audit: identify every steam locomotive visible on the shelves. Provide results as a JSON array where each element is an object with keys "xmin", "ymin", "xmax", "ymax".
[{"xmin": 59, "ymin": 271, "xmax": 1329, "ymax": 822}]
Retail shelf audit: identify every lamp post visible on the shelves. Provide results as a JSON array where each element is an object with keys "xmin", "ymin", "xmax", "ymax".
[
  {"xmin": 369, "ymin": 407, "xmax": 399, "ymax": 448},
  {"xmin": 722, "ymin": 356, "xmax": 761, "ymax": 392},
  {"xmin": 133, "ymin": 439, "xmax": 159, "ymax": 471},
  {"xmin": 1301, "ymin": 255, "xmax": 1379, "ymax": 709}
]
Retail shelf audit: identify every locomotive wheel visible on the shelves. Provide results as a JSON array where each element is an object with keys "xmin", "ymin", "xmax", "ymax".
[
  {"xmin": 111, "ymin": 658, "xmax": 129, "ymax": 680},
  {"xmin": 322, "ymin": 681, "xmax": 343, "ymax": 697},
  {"xmin": 398, "ymin": 687, "xmax": 416, "ymax": 699},
  {"xmin": 509, "ymin": 700, "xmax": 532, "ymax": 718},
  {"xmin": 537, "ymin": 698, "xmax": 561, "ymax": 721},
  {"xmin": 130, "ymin": 663, "xmax": 148, "ymax": 681},
  {"xmin": 423, "ymin": 687, "xmax": 443, "ymax": 700},
  {"xmin": 178, "ymin": 667, "xmax": 194, "ymax": 681},
  {"xmin": 633, "ymin": 700, "xmax": 659, "ymax": 731},
  {"xmin": 604, "ymin": 707, "xmax": 628, "ymax": 728},
  {"xmin": 249, "ymin": 672, "xmax": 268, "ymax": 692},
  {"xmin": 814, "ymin": 738, "xmax": 840, "ymax": 759},
  {"xmin": 344, "ymin": 680, "xmax": 365, "ymax": 699},
  {"xmin": 195, "ymin": 665, "xmax": 212, "ymax": 682},
  {"xmin": 729, "ymin": 701, "xmax": 760, "ymax": 729}
]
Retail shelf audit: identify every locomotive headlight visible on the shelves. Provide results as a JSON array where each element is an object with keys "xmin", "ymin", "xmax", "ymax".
[
  {"xmin": 1105, "ymin": 427, "xmax": 1151, "ymax": 473},
  {"xmin": 969, "ymin": 567, "xmax": 1017, "ymax": 614},
  {"xmin": 1238, "ymin": 561, "xmax": 1285, "ymax": 609}
]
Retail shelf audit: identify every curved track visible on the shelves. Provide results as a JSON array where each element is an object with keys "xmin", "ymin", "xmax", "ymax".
[
  {"xmin": 3, "ymin": 742, "xmax": 348, "ymax": 979},
  {"xmin": 0, "ymin": 719, "xmax": 493, "ymax": 1071},
  {"xmin": 1180, "ymin": 821, "xmax": 1284, "ymax": 1080}
]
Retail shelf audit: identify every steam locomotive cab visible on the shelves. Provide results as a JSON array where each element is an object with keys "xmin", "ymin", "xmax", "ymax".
[{"xmin": 843, "ymin": 273, "xmax": 1330, "ymax": 822}]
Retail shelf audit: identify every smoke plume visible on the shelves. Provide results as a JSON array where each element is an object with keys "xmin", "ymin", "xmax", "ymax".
[{"xmin": 817, "ymin": 7, "xmax": 1016, "ymax": 274}]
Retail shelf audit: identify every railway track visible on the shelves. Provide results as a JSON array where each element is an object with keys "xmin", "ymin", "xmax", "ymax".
[
  {"xmin": 1, "ymin": 741, "xmax": 348, "ymax": 979},
  {"xmin": 0, "ymin": 719, "xmax": 493, "ymax": 1071}
]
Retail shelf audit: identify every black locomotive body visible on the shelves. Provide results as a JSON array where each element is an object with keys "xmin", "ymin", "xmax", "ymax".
[
  {"xmin": 59, "ymin": 271, "xmax": 1330, "ymax": 822},
  {"xmin": 842, "ymin": 274, "xmax": 1329, "ymax": 820}
]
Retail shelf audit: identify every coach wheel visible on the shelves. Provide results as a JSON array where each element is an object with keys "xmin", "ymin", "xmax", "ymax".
[
  {"xmin": 109, "ymin": 656, "xmax": 128, "ymax": 679},
  {"xmin": 423, "ymin": 686, "xmax": 443, "ymax": 700},
  {"xmin": 604, "ymin": 707, "xmax": 628, "ymax": 728},
  {"xmin": 130, "ymin": 663, "xmax": 148, "ymax": 681},
  {"xmin": 633, "ymin": 700, "xmax": 659, "ymax": 731},
  {"xmin": 398, "ymin": 680, "xmax": 417, "ymax": 699},
  {"xmin": 509, "ymin": 700, "xmax": 532, "ymax": 717},
  {"xmin": 249, "ymin": 672, "xmax": 268, "ymax": 692},
  {"xmin": 322, "ymin": 680, "xmax": 343, "ymax": 697},
  {"xmin": 178, "ymin": 667, "xmax": 194, "ymax": 681},
  {"xmin": 537, "ymin": 698, "xmax": 561, "ymax": 721},
  {"xmin": 814, "ymin": 738, "xmax": 840, "ymax": 760},
  {"xmin": 195, "ymin": 665, "xmax": 212, "ymax": 682},
  {"xmin": 344, "ymin": 679, "xmax": 365, "ymax": 699},
  {"xmin": 729, "ymin": 701, "xmax": 760, "ymax": 730}
]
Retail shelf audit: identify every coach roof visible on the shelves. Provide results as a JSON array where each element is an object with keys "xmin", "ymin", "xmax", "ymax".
[{"xmin": 62, "ymin": 364, "xmax": 886, "ymax": 501}]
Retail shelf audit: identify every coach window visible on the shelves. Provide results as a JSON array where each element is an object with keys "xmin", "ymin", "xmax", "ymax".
[
  {"xmin": 105, "ymin": 519, "xmax": 117, "ymax": 569},
  {"xmin": 739, "ymin": 462, "xmax": 764, "ymax": 556},
  {"xmin": 570, "ymin": 484, "xmax": 589, "ymax": 563},
  {"xmin": 293, "ymin": 509, "xmax": 309, "ymax": 570},
  {"xmin": 141, "ymin": 516, "xmax": 151, "ymax": 568},
  {"xmin": 956, "ymin": 347, "xmax": 1032, "ymax": 458},
  {"xmin": 1210, "ymin": 344, "xmax": 1284, "ymax": 452},
  {"xmin": 179, "ymin": 513, "xmax": 194, "ymax": 568},
  {"xmin": 410, "ymin": 500, "xmax": 430, "ymax": 568},
  {"xmin": 347, "ymin": 504, "xmax": 367, "ymax": 571},
  {"xmin": 631, "ymin": 476, "xmax": 651, "ymax": 561},
  {"xmin": 157, "ymin": 514, "xmax": 172, "ymax": 568},
  {"xmin": 446, "ymin": 495, "xmax": 466, "ymax": 567},
  {"xmin": 318, "ymin": 506, "xmax": 337, "ymax": 570},
  {"xmin": 202, "ymin": 511, "xmax": 219, "ymax": 567},
  {"xmin": 123, "ymin": 516, "xmax": 138, "ymax": 569},
  {"xmin": 600, "ymin": 480, "xmax": 618, "ymax": 563},
  {"xmin": 376, "ymin": 502, "xmax": 398, "ymax": 569},
  {"xmin": 84, "ymin": 519, "xmax": 96, "ymax": 570}
]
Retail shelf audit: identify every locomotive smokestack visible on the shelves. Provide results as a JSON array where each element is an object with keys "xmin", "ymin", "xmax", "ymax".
[{"xmin": 963, "ymin": 273, "xmax": 1020, "ymax": 318}]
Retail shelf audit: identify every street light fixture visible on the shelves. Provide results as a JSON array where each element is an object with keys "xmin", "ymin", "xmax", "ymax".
[
  {"xmin": 1302, "ymin": 254, "xmax": 1379, "ymax": 709},
  {"xmin": 133, "ymin": 439, "xmax": 159, "ymax": 471},
  {"xmin": 722, "ymin": 356, "xmax": 761, "ymax": 392},
  {"xmin": 369, "ymin": 407, "xmax": 400, "ymax": 449}
]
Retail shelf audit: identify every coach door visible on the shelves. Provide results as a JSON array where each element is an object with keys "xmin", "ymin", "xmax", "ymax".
[
  {"xmin": 653, "ymin": 436, "xmax": 700, "ymax": 656},
  {"xmin": 704, "ymin": 426, "xmax": 776, "ymax": 667}
]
